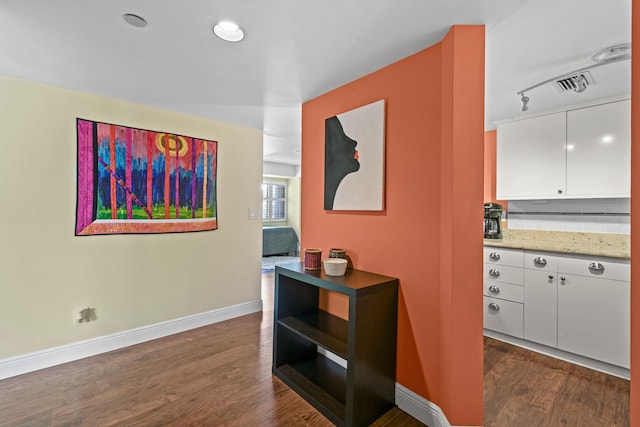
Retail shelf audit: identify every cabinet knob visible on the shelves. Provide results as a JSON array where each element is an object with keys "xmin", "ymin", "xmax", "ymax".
[
  {"xmin": 557, "ymin": 189, "xmax": 563, "ymax": 194},
  {"xmin": 489, "ymin": 285, "xmax": 500, "ymax": 294},
  {"xmin": 534, "ymin": 257, "xmax": 547, "ymax": 267},
  {"xmin": 489, "ymin": 269, "xmax": 500, "ymax": 278},
  {"xmin": 560, "ymin": 276, "xmax": 566, "ymax": 283},
  {"xmin": 489, "ymin": 252, "xmax": 501, "ymax": 261},
  {"xmin": 548, "ymin": 275, "xmax": 554, "ymax": 280},
  {"xmin": 588, "ymin": 262, "xmax": 605, "ymax": 274},
  {"xmin": 488, "ymin": 302, "xmax": 500, "ymax": 311}
]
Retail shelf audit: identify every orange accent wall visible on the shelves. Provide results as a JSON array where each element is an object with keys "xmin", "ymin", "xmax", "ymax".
[
  {"xmin": 301, "ymin": 25, "xmax": 484, "ymax": 424},
  {"xmin": 630, "ymin": 2, "xmax": 639, "ymax": 425}
]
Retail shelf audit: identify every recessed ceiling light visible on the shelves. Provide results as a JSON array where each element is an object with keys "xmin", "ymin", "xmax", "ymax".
[
  {"xmin": 601, "ymin": 135, "xmax": 614, "ymax": 144},
  {"xmin": 213, "ymin": 20, "xmax": 245, "ymax": 42},
  {"xmin": 123, "ymin": 13, "xmax": 148, "ymax": 28}
]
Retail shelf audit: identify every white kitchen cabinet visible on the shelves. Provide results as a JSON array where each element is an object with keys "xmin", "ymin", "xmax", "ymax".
[
  {"xmin": 557, "ymin": 256, "xmax": 630, "ymax": 368},
  {"xmin": 523, "ymin": 251, "xmax": 558, "ymax": 347},
  {"xmin": 484, "ymin": 264, "xmax": 524, "ymax": 286},
  {"xmin": 484, "ymin": 296, "xmax": 524, "ymax": 338},
  {"xmin": 496, "ymin": 99, "xmax": 631, "ymax": 200},
  {"xmin": 557, "ymin": 274, "xmax": 629, "ymax": 368},
  {"xmin": 484, "ymin": 281, "xmax": 523, "ymax": 303},
  {"xmin": 484, "ymin": 245, "xmax": 630, "ymax": 371},
  {"xmin": 484, "ymin": 247, "xmax": 524, "ymax": 268},
  {"xmin": 496, "ymin": 112, "xmax": 567, "ymax": 199},
  {"xmin": 566, "ymin": 100, "xmax": 631, "ymax": 197},
  {"xmin": 483, "ymin": 247, "xmax": 524, "ymax": 337},
  {"xmin": 524, "ymin": 269, "xmax": 557, "ymax": 348}
]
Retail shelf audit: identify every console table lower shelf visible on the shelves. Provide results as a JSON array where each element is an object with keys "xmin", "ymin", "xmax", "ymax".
[{"xmin": 272, "ymin": 262, "xmax": 398, "ymax": 427}]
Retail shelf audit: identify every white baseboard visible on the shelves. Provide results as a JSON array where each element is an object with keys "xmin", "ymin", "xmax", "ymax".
[
  {"xmin": 0, "ymin": 299, "xmax": 263, "ymax": 381},
  {"xmin": 484, "ymin": 329, "xmax": 630, "ymax": 380},
  {"xmin": 318, "ymin": 349, "xmax": 480, "ymax": 427},
  {"xmin": 396, "ymin": 384, "xmax": 482, "ymax": 427},
  {"xmin": 396, "ymin": 384, "xmax": 452, "ymax": 427}
]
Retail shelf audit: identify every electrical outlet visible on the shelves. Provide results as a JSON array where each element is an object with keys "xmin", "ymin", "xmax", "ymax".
[{"xmin": 76, "ymin": 307, "xmax": 97, "ymax": 324}]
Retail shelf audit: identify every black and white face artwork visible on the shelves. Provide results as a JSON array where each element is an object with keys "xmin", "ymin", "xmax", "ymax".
[{"xmin": 323, "ymin": 100, "xmax": 385, "ymax": 211}]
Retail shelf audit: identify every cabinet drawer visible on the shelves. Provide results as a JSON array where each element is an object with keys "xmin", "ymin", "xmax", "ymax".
[
  {"xmin": 484, "ymin": 281, "xmax": 524, "ymax": 303},
  {"xmin": 524, "ymin": 251, "xmax": 558, "ymax": 272},
  {"xmin": 484, "ymin": 296, "xmax": 523, "ymax": 338},
  {"xmin": 484, "ymin": 247, "xmax": 524, "ymax": 267},
  {"xmin": 484, "ymin": 264, "xmax": 524, "ymax": 285},
  {"xmin": 557, "ymin": 255, "xmax": 629, "ymax": 282}
]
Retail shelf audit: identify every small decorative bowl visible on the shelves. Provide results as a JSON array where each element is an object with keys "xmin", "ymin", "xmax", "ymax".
[
  {"xmin": 323, "ymin": 258, "xmax": 348, "ymax": 276},
  {"xmin": 329, "ymin": 248, "xmax": 347, "ymax": 259}
]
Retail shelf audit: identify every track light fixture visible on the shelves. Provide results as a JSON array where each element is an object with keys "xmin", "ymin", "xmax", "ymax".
[
  {"xmin": 520, "ymin": 93, "xmax": 529, "ymax": 111},
  {"xmin": 516, "ymin": 43, "xmax": 630, "ymax": 112}
]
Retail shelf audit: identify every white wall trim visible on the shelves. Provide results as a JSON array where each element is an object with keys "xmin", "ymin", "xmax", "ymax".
[
  {"xmin": 320, "ymin": 350, "xmax": 480, "ymax": 427},
  {"xmin": 396, "ymin": 384, "xmax": 452, "ymax": 427},
  {"xmin": 395, "ymin": 384, "xmax": 482, "ymax": 427},
  {"xmin": 0, "ymin": 299, "xmax": 263, "ymax": 381},
  {"xmin": 484, "ymin": 330, "xmax": 630, "ymax": 380}
]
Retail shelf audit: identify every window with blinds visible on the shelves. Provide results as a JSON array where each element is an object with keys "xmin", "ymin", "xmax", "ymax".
[{"xmin": 262, "ymin": 182, "xmax": 287, "ymax": 221}]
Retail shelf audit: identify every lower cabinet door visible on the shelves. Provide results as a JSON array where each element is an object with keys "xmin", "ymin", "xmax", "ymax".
[
  {"xmin": 483, "ymin": 296, "xmax": 523, "ymax": 338},
  {"xmin": 524, "ymin": 269, "xmax": 557, "ymax": 348},
  {"xmin": 557, "ymin": 274, "xmax": 630, "ymax": 368}
]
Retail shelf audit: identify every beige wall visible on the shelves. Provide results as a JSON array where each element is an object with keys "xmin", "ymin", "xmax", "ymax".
[
  {"xmin": 286, "ymin": 177, "xmax": 301, "ymax": 240},
  {"xmin": 0, "ymin": 75, "xmax": 263, "ymax": 359}
]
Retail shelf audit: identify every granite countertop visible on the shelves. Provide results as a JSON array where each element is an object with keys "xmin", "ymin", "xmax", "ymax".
[{"xmin": 484, "ymin": 229, "xmax": 630, "ymax": 259}]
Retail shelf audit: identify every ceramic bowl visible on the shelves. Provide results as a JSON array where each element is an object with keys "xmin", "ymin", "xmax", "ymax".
[{"xmin": 323, "ymin": 258, "xmax": 348, "ymax": 276}]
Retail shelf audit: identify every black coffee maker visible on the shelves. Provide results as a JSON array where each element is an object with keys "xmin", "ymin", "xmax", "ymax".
[{"xmin": 484, "ymin": 203, "xmax": 503, "ymax": 239}]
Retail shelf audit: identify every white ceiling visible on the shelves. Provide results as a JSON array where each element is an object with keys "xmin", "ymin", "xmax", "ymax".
[{"xmin": 0, "ymin": 0, "xmax": 631, "ymax": 167}]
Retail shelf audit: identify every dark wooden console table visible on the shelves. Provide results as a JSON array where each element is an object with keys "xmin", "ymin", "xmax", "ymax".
[{"xmin": 272, "ymin": 262, "xmax": 398, "ymax": 427}]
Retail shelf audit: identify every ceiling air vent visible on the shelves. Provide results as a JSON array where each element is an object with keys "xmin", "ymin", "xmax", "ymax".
[{"xmin": 554, "ymin": 71, "xmax": 595, "ymax": 93}]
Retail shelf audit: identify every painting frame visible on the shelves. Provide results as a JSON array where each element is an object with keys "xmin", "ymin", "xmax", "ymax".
[
  {"xmin": 75, "ymin": 118, "xmax": 218, "ymax": 236},
  {"xmin": 324, "ymin": 99, "xmax": 386, "ymax": 211}
]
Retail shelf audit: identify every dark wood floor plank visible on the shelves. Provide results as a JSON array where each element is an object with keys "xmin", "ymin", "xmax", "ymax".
[
  {"xmin": 483, "ymin": 337, "xmax": 629, "ymax": 427},
  {"xmin": 0, "ymin": 273, "xmax": 629, "ymax": 427}
]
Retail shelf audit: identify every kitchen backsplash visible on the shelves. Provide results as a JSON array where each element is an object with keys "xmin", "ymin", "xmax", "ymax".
[{"xmin": 506, "ymin": 198, "xmax": 630, "ymax": 234}]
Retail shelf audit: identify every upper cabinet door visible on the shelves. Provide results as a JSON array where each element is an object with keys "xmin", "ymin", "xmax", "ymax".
[
  {"xmin": 496, "ymin": 112, "xmax": 567, "ymax": 200},
  {"xmin": 566, "ymin": 100, "xmax": 630, "ymax": 198}
]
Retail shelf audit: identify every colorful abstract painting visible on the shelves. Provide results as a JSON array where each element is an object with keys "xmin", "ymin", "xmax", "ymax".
[{"xmin": 76, "ymin": 119, "xmax": 218, "ymax": 235}]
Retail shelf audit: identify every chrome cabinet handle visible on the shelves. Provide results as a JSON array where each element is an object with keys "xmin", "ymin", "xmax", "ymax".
[
  {"xmin": 589, "ymin": 262, "xmax": 605, "ymax": 273},
  {"xmin": 488, "ymin": 285, "xmax": 500, "ymax": 294},
  {"xmin": 533, "ymin": 257, "xmax": 547, "ymax": 267},
  {"xmin": 489, "ymin": 252, "xmax": 501, "ymax": 261},
  {"xmin": 488, "ymin": 302, "xmax": 500, "ymax": 311},
  {"xmin": 489, "ymin": 269, "xmax": 500, "ymax": 278}
]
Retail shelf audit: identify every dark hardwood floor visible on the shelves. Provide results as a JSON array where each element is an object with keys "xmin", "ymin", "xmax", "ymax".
[
  {"xmin": 484, "ymin": 336, "xmax": 630, "ymax": 427},
  {"xmin": 0, "ymin": 272, "xmax": 630, "ymax": 426},
  {"xmin": 0, "ymin": 273, "xmax": 421, "ymax": 427}
]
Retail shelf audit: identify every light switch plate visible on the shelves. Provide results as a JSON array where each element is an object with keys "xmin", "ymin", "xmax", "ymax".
[{"xmin": 249, "ymin": 208, "xmax": 261, "ymax": 220}]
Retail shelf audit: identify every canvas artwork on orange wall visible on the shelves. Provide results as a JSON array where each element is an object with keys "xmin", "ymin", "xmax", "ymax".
[{"xmin": 324, "ymin": 99, "xmax": 386, "ymax": 211}]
